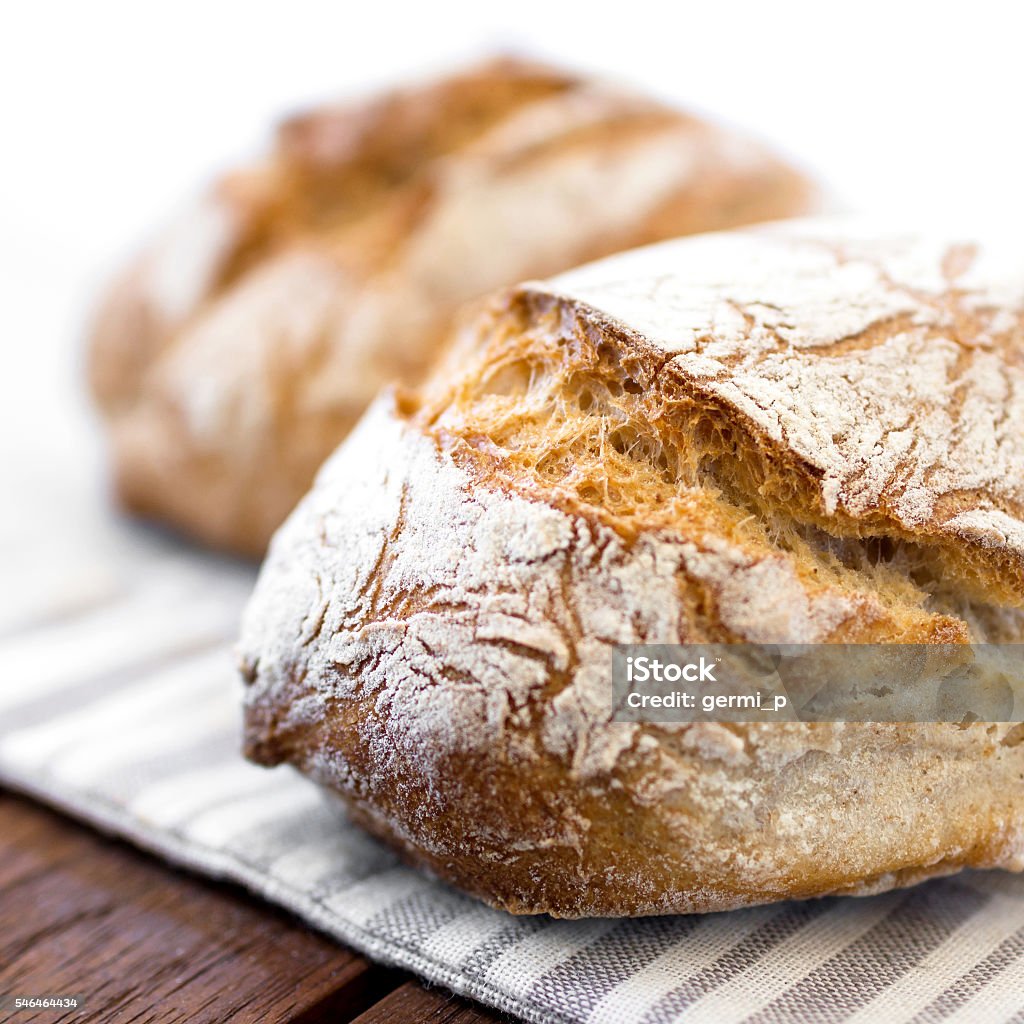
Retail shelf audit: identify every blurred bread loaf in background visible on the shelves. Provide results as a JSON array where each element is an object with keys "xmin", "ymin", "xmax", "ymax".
[{"xmin": 88, "ymin": 57, "xmax": 816, "ymax": 556}]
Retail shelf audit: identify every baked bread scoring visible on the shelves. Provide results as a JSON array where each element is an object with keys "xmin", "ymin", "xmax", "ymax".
[
  {"xmin": 240, "ymin": 221, "xmax": 1024, "ymax": 917},
  {"xmin": 88, "ymin": 58, "xmax": 816, "ymax": 556}
]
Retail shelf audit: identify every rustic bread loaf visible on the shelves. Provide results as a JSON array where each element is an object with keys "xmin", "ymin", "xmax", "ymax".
[
  {"xmin": 88, "ymin": 57, "xmax": 816, "ymax": 556},
  {"xmin": 239, "ymin": 221, "xmax": 1024, "ymax": 917}
]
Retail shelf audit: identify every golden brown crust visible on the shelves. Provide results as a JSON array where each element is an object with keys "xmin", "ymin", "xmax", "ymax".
[
  {"xmin": 239, "ymin": 223, "xmax": 1024, "ymax": 917},
  {"xmin": 88, "ymin": 58, "xmax": 817, "ymax": 556}
]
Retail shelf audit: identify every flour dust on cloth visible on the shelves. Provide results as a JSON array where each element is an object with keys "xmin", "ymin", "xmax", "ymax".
[{"xmin": 2, "ymin": 484, "xmax": 1024, "ymax": 1024}]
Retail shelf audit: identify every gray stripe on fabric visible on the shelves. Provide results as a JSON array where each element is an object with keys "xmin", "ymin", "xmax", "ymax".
[
  {"xmin": 641, "ymin": 899, "xmax": 835, "ymax": 1022},
  {"xmin": 913, "ymin": 924, "xmax": 1024, "ymax": 1023},
  {"xmin": 0, "ymin": 571, "xmax": 244, "ymax": 722},
  {"xmin": 125, "ymin": 759, "xmax": 286, "ymax": 835},
  {"xmin": 749, "ymin": 881, "xmax": 988, "ymax": 1024},
  {"xmin": 366, "ymin": 886, "xmax": 484, "ymax": 949},
  {"xmin": 0, "ymin": 632, "xmax": 232, "ymax": 734},
  {"xmin": 223, "ymin": 794, "xmax": 369, "ymax": 873},
  {"xmin": 89, "ymin": 728, "xmax": 242, "ymax": 803},
  {"xmin": 287, "ymin": 838, "xmax": 401, "ymax": 901},
  {"xmin": 522, "ymin": 917, "xmax": 704, "ymax": 1024},
  {"xmin": 460, "ymin": 916, "xmax": 551, "ymax": 979}
]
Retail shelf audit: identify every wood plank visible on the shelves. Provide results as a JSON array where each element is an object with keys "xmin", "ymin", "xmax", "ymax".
[
  {"xmin": 0, "ymin": 793, "xmax": 404, "ymax": 1023},
  {"xmin": 350, "ymin": 981, "xmax": 511, "ymax": 1024}
]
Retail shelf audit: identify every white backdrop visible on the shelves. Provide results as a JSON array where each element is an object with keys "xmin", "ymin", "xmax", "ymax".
[{"xmin": 3, "ymin": 0, "xmax": 1024, "ymax": 476}]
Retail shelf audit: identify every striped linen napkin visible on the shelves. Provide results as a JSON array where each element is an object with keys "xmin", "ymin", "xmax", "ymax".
[{"xmin": 4, "ymin": 469, "xmax": 1024, "ymax": 1024}]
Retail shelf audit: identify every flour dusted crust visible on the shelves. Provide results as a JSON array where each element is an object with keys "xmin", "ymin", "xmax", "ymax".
[
  {"xmin": 240, "ymin": 221, "xmax": 1024, "ymax": 917},
  {"xmin": 88, "ymin": 58, "xmax": 816, "ymax": 556}
]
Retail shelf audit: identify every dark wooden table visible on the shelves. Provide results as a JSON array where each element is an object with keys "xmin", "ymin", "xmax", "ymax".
[{"xmin": 0, "ymin": 792, "xmax": 510, "ymax": 1023}]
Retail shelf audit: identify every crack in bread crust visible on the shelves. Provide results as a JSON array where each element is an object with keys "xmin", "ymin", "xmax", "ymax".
[{"xmin": 533, "ymin": 226, "xmax": 1024, "ymax": 601}]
